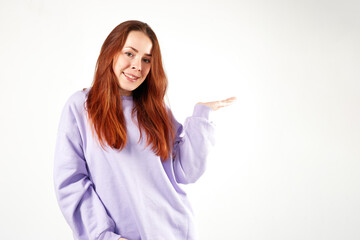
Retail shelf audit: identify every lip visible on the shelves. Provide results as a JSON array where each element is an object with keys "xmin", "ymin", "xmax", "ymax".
[{"xmin": 123, "ymin": 72, "xmax": 140, "ymax": 82}]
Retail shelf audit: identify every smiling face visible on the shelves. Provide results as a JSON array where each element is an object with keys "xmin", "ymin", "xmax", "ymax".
[{"xmin": 113, "ymin": 31, "xmax": 153, "ymax": 96}]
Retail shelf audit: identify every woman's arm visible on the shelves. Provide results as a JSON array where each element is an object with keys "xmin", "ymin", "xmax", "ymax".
[
  {"xmin": 54, "ymin": 93, "xmax": 122, "ymax": 240},
  {"xmin": 171, "ymin": 97, "xmax": 236, "ymax": 184}
]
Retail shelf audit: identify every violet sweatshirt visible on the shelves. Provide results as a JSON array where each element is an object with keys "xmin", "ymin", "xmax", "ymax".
[{"xmin": 53, "ymin": 89, "xmax": 215, "ymax": 240}]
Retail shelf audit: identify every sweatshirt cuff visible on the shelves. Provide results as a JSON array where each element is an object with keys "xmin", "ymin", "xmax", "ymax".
[
  {"xmin": 193, "ymin": 104, "xmax": 212, "ymax": 119},
  {"xmin": 98, "ymin": 230, "xmax": 121, "ymax": 240}
]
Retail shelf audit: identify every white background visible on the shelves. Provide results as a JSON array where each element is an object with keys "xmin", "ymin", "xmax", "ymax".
[{"xmin": 0, "ymin": 0, "xmax": 359, "ymax": 239}]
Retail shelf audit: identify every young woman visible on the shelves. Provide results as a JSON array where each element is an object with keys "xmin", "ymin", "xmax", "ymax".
[{"xmin": 54, "ymin": 20, "xmax": 235, "ymax": 240}]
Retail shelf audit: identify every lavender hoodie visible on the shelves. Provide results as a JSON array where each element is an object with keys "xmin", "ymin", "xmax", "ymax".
[{"xmin": 54, "ymin": 89, "xmax": 215, "ymax": 240}]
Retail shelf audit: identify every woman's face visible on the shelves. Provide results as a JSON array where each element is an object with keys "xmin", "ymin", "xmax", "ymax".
[{"xmin": 113, "ymin": 31, "xmax": 153, "ymax": 96}]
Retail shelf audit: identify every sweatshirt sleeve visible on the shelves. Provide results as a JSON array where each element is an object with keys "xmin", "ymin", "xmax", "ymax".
[
  {"xmin": 53, "ymin": 93, "xmax": 121, "ymax": 240},
  {"xmin": 171, "ymin": 104, "xmax": 216, "ymax": 184}
]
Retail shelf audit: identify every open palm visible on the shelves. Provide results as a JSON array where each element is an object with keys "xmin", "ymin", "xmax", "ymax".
[{"xmin": 198, "ymin": 97, "xmax": 236, "ymax": 111}]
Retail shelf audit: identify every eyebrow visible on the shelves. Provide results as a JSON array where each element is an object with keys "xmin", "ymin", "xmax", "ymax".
[{"xmin": 125, "ymin": 46, "xmax": 152, "ymax": 57}]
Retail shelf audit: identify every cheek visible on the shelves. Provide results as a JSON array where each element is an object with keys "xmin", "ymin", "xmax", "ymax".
[
  {"xmin": 143, "ymin": 65, "xmax": 151, "ymax": 76},
  {"xmin": 114, "ymin": 57, "xmax": 130, "ymax": 72}
]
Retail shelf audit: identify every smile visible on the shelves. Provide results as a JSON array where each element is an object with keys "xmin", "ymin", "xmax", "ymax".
[{"xmin": 123, "ymin": 72, "xmax": 140, "ymax": 82}]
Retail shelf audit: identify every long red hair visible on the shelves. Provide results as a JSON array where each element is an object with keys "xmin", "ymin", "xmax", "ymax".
[{"xmin": 86, "ymin": 20, "xmax": 175, "ymax": 160}]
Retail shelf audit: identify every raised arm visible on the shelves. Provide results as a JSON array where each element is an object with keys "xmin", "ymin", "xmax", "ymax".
[{"xmin": 171, "ymin": 97, "xmax": 236, "ymax": 184}]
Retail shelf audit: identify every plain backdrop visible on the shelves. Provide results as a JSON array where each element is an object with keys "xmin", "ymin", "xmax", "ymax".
[{"xmin": 0, "ymin": 0, "xmax": 359, "ymax": 239}]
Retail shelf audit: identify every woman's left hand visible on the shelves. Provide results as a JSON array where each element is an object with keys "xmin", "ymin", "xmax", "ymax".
[{"xmin": 198, "ymin": 97, "xmax": 236, "ymax": 111}]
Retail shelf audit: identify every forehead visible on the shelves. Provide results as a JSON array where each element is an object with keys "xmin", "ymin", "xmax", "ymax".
[{"xmin": 124, "ymin": 31, "xmax": 153, "ymax": 54}]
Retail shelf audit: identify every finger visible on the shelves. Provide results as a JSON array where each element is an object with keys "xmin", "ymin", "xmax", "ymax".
[
  {"xmin": 214, "ymin": 102, "xmax": 230, "ymax": 110},
  {"xmin": 218, "ymin": 102, "xmax": 233, "ymax": 108},
  {"xmin": 219, "ymin": 97, "xmax": 237, "ymax": 106},
  {"xmin": 222, "ymin": 97, "xmax": 237, "ymax": 103}
]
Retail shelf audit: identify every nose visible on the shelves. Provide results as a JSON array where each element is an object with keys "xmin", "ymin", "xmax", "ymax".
[{"xmin": 131, "ymin": 58, "xmax": 142, "ymax": 71}]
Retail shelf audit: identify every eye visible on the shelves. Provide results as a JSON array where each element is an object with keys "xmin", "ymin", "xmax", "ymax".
[
  {"xmin": 125, "ymin": 52, "xmax": 133, "ymax": 57},
  {"xmin": 143, "ymin": 58, "xmax": 151, "ymax": 63}
]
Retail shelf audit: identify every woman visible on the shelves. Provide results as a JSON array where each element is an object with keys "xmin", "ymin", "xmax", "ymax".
[{"xmin": 54, "ymin": 20, "xmax": 235, "ymax": 240}]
